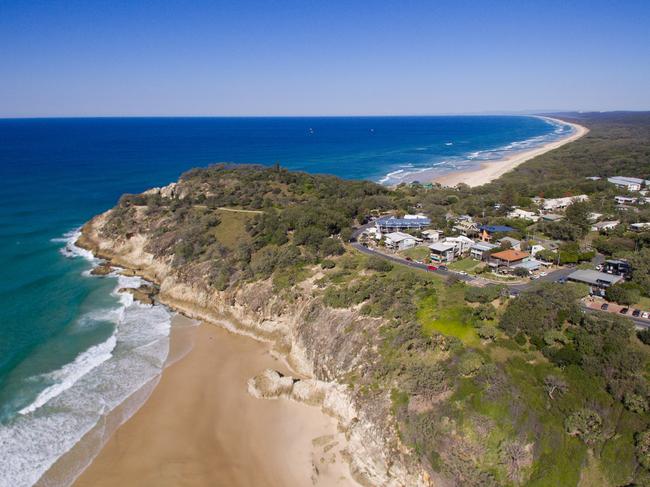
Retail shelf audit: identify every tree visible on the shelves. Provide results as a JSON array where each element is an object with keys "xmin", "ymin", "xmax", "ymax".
[
  {"xmin": 623, "ymin": 392, "xmax": 648, "ymax": 414},
  {"xmin": 605, "ymin": 283, "xmax": 640, "ymax": 306},
  {"xmin": 458, "ymin": 352, "xmax": 484, "ymax": 376},
  {"xmin": 477, "ymin": 324, "xmax": 498, "ymax": 341},
  {"xmin": 565, "ymin": 409, "xmax": 602, "ymax": 445},
  {"xmin": 544, "ymin": 375, "xmax": 568, "ymax": 400}
]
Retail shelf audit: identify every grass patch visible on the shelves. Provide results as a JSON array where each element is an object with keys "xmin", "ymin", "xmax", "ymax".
[
  {"xmin": 400, "ymin": 246, "xmax": 430, "ymax": 261},
  {"xmin": 418, "ymin": 283, "xmax": 480, "ymax": 346},
  {"xmin": 213, "ymin": 209, "xmax": 253, "ymax": 249},
  {"xmin": 448, "ymin": 258, "xmax": 480, "ymax": 273},
  {"xmin": 634, "ymin": 296, "xmax": 650, "ymax": 311}
]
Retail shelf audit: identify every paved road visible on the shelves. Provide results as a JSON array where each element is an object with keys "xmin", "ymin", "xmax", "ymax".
[
  {"xmin": 351, "ymin": 223, "xmax": 565, "ymax": 290},
  {"xmin": 350, "ymin": 223, "xmax": 650, "ymax": 327}
]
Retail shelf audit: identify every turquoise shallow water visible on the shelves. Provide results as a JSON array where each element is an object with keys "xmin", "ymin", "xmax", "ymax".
[{"xmin": 0, "ymin": 116, "xmax": 570, "ymax": 485}]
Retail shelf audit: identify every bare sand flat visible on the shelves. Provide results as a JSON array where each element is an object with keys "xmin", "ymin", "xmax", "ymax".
[
  {"xmin": 432, "ymin": 117, "xmax": 589, "ymax": 187},
  {"xmin": 73, "ymin": 317, "xmax": 357, "ymax": 487}
]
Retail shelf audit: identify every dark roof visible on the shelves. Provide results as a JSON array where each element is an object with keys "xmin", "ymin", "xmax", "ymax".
[{"xmin": 478, "ymin": 225, "xmax": 515, "ymax": 233}]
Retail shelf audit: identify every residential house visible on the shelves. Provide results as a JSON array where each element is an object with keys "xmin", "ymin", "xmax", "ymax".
[
  {"xmin": 498, "ymin": 236, "xmax": 522, "ymax": 250},
  {"xmin": 375, "ymin": 215, "xmax": 431, "ymax": 233},
  {"xmin": 421, "ymin": 229, "xmax": 441, "ymax": 242},
  {"xmin": 384, "ymin": 232, "xmax": 417, "ymax": 251},
  {"xmin": 429, "ymin": 242, "xmax": 456, "ymax": 263},
  {"xmin": 453, "ymin": 220, "xmax": 479, "ymax": 236},
  {"xmin": 631, "ymin": 222, "xmax": 650, "ymax": 232},
  {"xmin": 591, "ymin": 220, "xmax": 620, "ymax": 232},
  {"xmin": 507, "ymin": 208, "xmax": 539, "ymax": 221},
  {"xmin": 536, "ymin": 195, "xmax": 588, "ymax": 212},
  {"xmin": 607, "ymin": 176, "xmax": 648, "ymax": 192},
  {"xmin": 489, "ymin": 249, "xmax": 530, "ymax": 269},
  {"xmin": 588, "ymin": 212, "xmax": 604, "ymax": 222},
  {"xmin": 567, "ymin": 269, "xmax": 623, "ymax": 289},
  {"xmin": 529, "ymin": 244, "xmax": 545, "ymax": 257},
  {"xmin": 512, "ymin": 260, "xmax": 542, "ymax": 274},
  {"xmin": 470, "ymin": 242, "xmax": 498, "ymax": 260},
  {"xmin": 445, "ymin": 236, "xmax": 475, "ymax": 257},
  {"xmin": 615, "ymin": 196, "xmax": 637, "ymax": 205},
  {"xmin": 602, "ymin": 259, "xmax": 631, "ymax": 278},
  {"xmin": 478, "ymin": 225, "xmax": 515, "ymax": 242},
  {"xmin": 541, "ymin": 213, "xmax": 564, "ymax": 222}
]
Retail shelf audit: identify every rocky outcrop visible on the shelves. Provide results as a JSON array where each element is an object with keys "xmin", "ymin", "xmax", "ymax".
[{"xmin": 77, "ymin": 211, "xmax": 433, "ymax": 487}]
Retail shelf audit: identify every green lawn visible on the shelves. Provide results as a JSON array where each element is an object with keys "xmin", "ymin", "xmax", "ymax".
[
  {"xmin": 448, "ymin": 257, "xmax": 481, "ymax": 273},
  {"xmin": 400, "ymin": 246, "xmax": 430, "ymax": 261}
]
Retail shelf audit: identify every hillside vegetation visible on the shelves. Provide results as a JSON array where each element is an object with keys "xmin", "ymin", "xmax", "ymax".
[{"xmin": 99, "ymin": 112, "xmax": 650, "ymax": 486}]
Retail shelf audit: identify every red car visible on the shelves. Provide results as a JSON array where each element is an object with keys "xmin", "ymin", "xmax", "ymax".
[{"xmin": 427, "ymin": 265, "xmax": 438, "ymax": 271}]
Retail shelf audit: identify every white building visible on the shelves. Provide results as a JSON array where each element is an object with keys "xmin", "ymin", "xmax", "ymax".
[
  {"xmin": 429, "ymin": 242, "xmax": 456, "ymax": 263},
  {"xmin": 608, "ymin": 176, "xmax": 648, "ymax": 192},
  {"xmin": 529, "ymin": 244, "xmax": 545, "ymax": 257},
  {"xmin": 535, "ymin": 195, "xmax": 588, "ymax": 212},
  {"xmin": 615, "ymin": 195, "xmax": 637, "ymax": 205},
  {"xmin": 591, "ymin": 220, "xmax": 620, "ymax": 232},
  {"xmin": 384, "ymin": 232, "xmax": 417, "ymax": 251},
  {"xmin": 444, "ymin": 236, "xmax": 475, "ymax": 256},
  {"xmin": 631, "ymin": 222, "xmax": 650, "ymax": 232},
  {"xmin": 588, "ymin": 212, "xmax": 603, "ymax": 222},
  {"xmin": 507, "ymin": 208, "xmax": 539, "ymax": 221},
  {"xmin": 421, "ymin": 229, "xmax": 441, "ymax": 242},
  {"xmin": 470, "ymin": 242, "xmax": 498, "ymax": 260}
]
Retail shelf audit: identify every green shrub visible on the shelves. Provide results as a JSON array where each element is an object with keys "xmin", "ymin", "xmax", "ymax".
[{"xmin": 564, "ymin": 409, "xmax": 602, "ymax": 445}]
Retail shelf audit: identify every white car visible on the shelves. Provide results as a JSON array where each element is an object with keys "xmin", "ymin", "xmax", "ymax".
[
  {"xmin": 643, "ymin": 312, "xmax": 650, "ymax": 319},
  {"xmin": 539, "ymin": 272, "xmax": 548, "ymax": 277}
]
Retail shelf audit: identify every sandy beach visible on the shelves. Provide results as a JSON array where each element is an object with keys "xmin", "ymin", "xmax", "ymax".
[
  {"xmin": 432, "ymin": 117, "xmax": 589, "ymax": 187},
  {"xmin": 68, "ymin": 315, "xmax": 357, "ymax": 487}
]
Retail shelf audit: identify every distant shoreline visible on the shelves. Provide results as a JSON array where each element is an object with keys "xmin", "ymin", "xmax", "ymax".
[{"xmin": 431, "ymin": 117, "xmax": 589, "ymax": 187}]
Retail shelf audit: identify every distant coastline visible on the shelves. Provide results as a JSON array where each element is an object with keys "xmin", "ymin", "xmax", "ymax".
[{"xmin": 430, "ymin": 117, "xmax": 589, "ymax": 187}]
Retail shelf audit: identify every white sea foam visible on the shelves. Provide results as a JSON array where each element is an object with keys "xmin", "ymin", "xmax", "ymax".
[
  {"xmin": 18, "ymin": 335, "xmax": 117, "ymax": 416},
  {"xmin": 376, "ymin": 117, "xmax": 576, "ymax": 186},
  {"xmin": 56, "ymin": 229, "xmax": 96, "ymax": 262},
  {"xmin": 0, "ymin": 231, "xmax": 173, "ymax": 487}
]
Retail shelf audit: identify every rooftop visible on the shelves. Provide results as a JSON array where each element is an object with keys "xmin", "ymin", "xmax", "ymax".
[
  {"xmin": 478, "ymin": 225, "xmax": 515, "ymax": 233},
  {"xmin": 567, "ymin": 269, "xmax": 624, "ymax": 286},
  {"xmin": 384, "ymin": 231, "xmax": 415, "ymax": 242},
  {"xmin": 429, "ymin": 242, "xmax": 456, "ymax": 252},
  {"xmin": 491, "ymin": 249, "xmax": 530, "ymax": 262}
]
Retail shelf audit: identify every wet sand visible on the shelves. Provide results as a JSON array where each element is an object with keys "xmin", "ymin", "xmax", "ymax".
[{"xmin": 73, "ymin": 316, "xmax": 356, "ymax": 487}]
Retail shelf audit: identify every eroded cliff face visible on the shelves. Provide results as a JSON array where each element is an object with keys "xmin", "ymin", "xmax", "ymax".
[{"xmin": 77, "ymin": 211, "xmax": 434, "ymax": 487}]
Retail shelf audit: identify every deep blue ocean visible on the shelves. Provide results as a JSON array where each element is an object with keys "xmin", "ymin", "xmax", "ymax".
[{"xmin": 0, "ymin": 116, "xmax": 571, "ymax": 485}]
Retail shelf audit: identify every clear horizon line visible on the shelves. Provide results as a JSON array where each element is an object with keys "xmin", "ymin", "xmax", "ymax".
[{"xmin": 2, "ymin": 109, "xmax": 648, "ymax": 121}]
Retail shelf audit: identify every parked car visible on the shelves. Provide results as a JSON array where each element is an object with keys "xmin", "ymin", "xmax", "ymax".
[
  {"xmin": 601, "ymin": 303, "xmax": 609, "ymax": 310},
  {"xmin": 438, "ymin": 265, "xmax": 448, "ymax": 271},
  {"xmin": 531, "ymin": 275, "xmax": 540, "ymax": 280},
  {"xmin": 458, "ymin": 271, "xmax": 468, "ymax": 276},
  {"xmin": 643, "ymin": 312, "xmax": 650, "ymax": 319},
  {"xmin": 633, "ymin": 309, "xmax": 641, "ymax": 317},
  {"xmin": 556, "ymin": 278, "xmax": 567, "ymax": 284},
  {"xmin": 427, "ymin": 265, "xmax": 438, "ymax": 271},
  {"xmin": 405, "ymin": 257, "xmax": 412, "ymax": 261},
  {"xmin": 540, "ymin": 272, "xmax": 548, "ymax": 277},
  {"xmin": 620, "ymin": 308, "xmax": 629, "ymax": 314}
]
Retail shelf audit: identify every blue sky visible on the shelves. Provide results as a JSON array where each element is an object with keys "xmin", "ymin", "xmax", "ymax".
[{"xmin": 1, "ymin": 0, "xmax": 649, "ymax": 116}]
